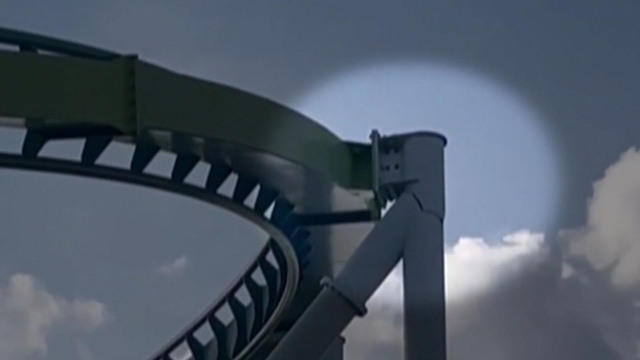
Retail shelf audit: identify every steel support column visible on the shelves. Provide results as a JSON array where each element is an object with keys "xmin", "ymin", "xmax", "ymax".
[
  {"xmin": 266, "ymin": 193, "xmax": 416, "ymax": 360},
  {"xmin": 402, "ymin": 134, "xmax": 446, "ymax": 360},
  {"xmin": 320, "ymin": 336, "xmax": 345, "ymax": 360},
  {"xmin": 267, "ymin": 131, "xmax": 446, "ymax": 360}
]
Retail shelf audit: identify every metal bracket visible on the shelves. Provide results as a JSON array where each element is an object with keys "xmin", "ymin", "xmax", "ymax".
[
  {"xmin": 372, "ymin": 129, "xmax": 405, "ymax": 208},
  {"xmin": 320, "ymin": 277, "xmax": 368, "ymax": 317},
  {"xmin": 372, "ymin": 129, "xmax": 446, "ymax": 222},
  {"xmin": 371, "ymin": 129, "xmax": 446, "ymax": 209}
]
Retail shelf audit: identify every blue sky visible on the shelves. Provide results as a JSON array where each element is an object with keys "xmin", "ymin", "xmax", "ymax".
[
  {"xmin": 293, "ymin": 60, "xmax": 561, "ymax": 243},
  {"xmin": 0, "ymin": 2, "xmax": 639, "ymax": 359}
]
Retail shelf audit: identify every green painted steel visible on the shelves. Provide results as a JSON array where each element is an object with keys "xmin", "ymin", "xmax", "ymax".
[
  {"xmin": 0, "ymin": 49, "xmax": 372, "ymax": 190},
  {"xmin": 0, "ymin": 26, "xmax": 383, "ymax": 360},
  {"xmin": 0, "ymin": 51, "xmax": 134, "ymax": 131}
]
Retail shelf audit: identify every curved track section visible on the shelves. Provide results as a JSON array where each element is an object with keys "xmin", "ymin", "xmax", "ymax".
[
  {"xmin": 0, "ymin": 129, "xmax": 310, "ymax": 360},
  {"xmin": 0, "ymin": 26, "xmax": 366, "ymax": 360}
]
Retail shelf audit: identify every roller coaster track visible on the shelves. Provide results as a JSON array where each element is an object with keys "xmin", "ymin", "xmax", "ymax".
[
  {"xmin": 0, "ymin": 132, "xmax": 304, "ymax": 360},
  {"xmin": 0, "ymin": 27, "xmax": 376, "ymax": 360}
]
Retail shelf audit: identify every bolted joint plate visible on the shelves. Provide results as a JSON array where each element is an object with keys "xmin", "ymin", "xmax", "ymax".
[
  {"xmin": 371, "ymin": 130, "xmax": 446, "ymax": 219},
  {"xmin": 319, "ymin": 277, "xmax": 368, "ymax": 317}
]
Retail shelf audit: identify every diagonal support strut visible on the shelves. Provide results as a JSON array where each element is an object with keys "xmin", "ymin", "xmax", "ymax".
[{"xmin": 267, "ymin": 131, "xmax": 446, "ymax": 360}]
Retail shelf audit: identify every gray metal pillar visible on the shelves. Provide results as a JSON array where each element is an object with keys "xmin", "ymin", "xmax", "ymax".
[
  {"xmin": 403, "ymin": 213, "xmax": 445, "ymax": 359},
  {"xmin": 266, "ymin": 131, "xmax": 446, "ymax": 360},
  {"xmin": 402, "ymin": 134, "xmax": 446, "ymax": 360},
  {"xmin": 266, "ymin": 193, "xmax": 416, "ymax": 360},
  {"xmin": 320, "ymin": 336, "xmax": 345, "ymax": 360}
]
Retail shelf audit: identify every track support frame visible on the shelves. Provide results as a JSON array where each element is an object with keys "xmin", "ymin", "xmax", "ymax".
[{"xmin": 267, "ymin": 131, "xmax": 446, "ymax": 360}]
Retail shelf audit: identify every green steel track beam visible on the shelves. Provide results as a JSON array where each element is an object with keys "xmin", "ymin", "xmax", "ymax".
[
  {"xmin": 0, "ymin": 27, "xmax": 396, "ymax": 360},
  {"xmin": 0, "ymin": 27, "xmax": 372, "ymax": 191}
]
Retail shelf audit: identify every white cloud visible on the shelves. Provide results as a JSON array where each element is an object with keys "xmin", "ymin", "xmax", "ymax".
[
  {"xmin": 345, "ymin": 230, "xmax": 548, "ymax": 359},
  {"xmin": 446, "ymin": 230, "xmax": 546, "ymax": 304},
  {"xmin": 156, "ymin": 255, "xmax": 189, "ymax": 278},
  {"xmin": 346, "ymin": 148, "xmax": 640, "ymax": 360},
  {"xmin": 558, "ymin": 147, "xmax": 640, "ymax": 359},
  {"xmin": 0, "ymin": 273, "xmax": 108, "ymax": 359},
  {"xmin": 68, "ymin": 298, "xmax": 109, "ymax": 331},
  {"xmin": 565, "ymin": 147, "xmax": 640, "ymax": 292}
]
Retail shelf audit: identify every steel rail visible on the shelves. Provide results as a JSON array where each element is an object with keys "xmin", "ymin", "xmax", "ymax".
[
  {"xmin": 0, "ymin": 25, "xmax": 119, "ymax": 59},
  {"xmin": 0, "ymin": 26, "xmax": 376, "ymax": 359},
  {"xmin": 0, "ymin": 131, "xmax": 307, "ymax": 360}
]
